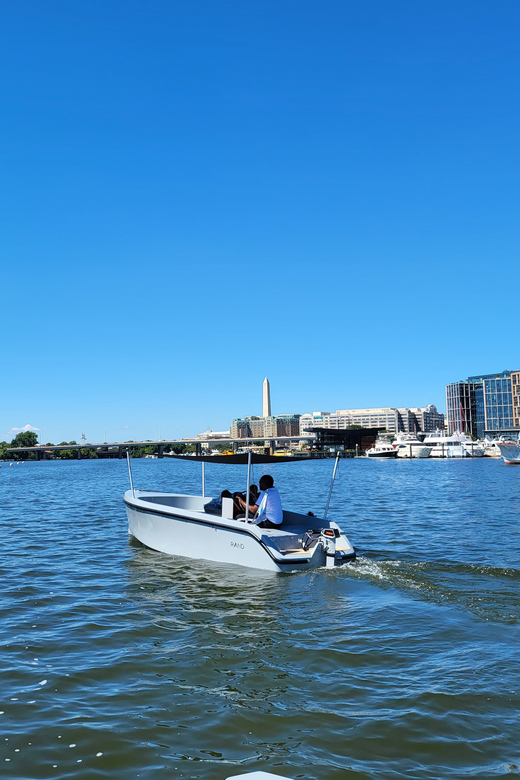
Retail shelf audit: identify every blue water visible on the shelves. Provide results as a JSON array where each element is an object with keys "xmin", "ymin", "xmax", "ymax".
[{"xmin": 0, "ymin": 457, "xmax": 519, "ymax": 778}]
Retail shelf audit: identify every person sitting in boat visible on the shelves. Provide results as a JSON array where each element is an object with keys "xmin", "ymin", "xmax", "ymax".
[
  {"xmin": 235, "ymin": 474, "xmax": 283, "ymax": 528},
  {"xmin": 232, "ymin": 484, "xmax": 259, "ymax": 518},
  {"xmin": 204, "ymin": 489, "xmax": 233, "ymax": 516}
]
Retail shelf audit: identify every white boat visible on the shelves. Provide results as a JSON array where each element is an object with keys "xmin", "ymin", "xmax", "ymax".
[
  {"xmin": 482, "ymin": 439, "xmax": 502, "ymax": 457},
  {"xmin": 366, "ymin": 440, "xmax": 398, "ymax": 458},
  {"xmin": 392, "ymin": 433, "xmax": 432, "ymax": 458},
  {"xmin": 421, "ymin": 431, "xmax": 485, "ymax": 458},
  {"xmin": 497, "ymin": 441, "xmax": 520, "ymax": 465},
  {"xmin": 124, "ymin": 452, "xmax": 356, "ymax": 573}
]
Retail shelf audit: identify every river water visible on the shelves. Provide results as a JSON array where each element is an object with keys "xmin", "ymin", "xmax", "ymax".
[{"xmin": 0, "ymin": 456, "xmax": 519, "ymax": 779}]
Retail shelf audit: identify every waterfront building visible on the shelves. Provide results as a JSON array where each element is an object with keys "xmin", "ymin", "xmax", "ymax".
[
  {"xmin": 446, "ymin": 369, "xmax": 520, "ymax": 438},
  {"xmin": 231, "ymin": 414, "xmax": 300, "ymax": 440},
  {"xmin": 196, "ymin": 428, "xmax": 230, "ymax": 440},
  {"xmin": 299, "ymin": 406, "xmax": 444, "ymax": 437}
]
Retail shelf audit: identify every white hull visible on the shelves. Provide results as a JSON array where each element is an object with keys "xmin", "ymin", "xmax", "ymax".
[
  {"xmin": 422, "ymin": 431, "xmax": 485, "ymax": 458},
  {"xmin": 124, "ymin": 490, "xmax": 356, "ymax": 573},
  {"xmin": 395, "ymin": 445, "xmax": 431, "ymax": 458},
  {"xmin": 497, "ymin": 444, "xmax": 520, "ymax": 465},
  {"xmin": 462, "ymin": 443, "xmax": 485, "ymax": 457},
  {"xmin": 483, "ymin": 443, "xmax": 502, "ymax": 457},
  {"xmin": 428, "ymin": 443, "xmax": 485, "ymax": 458},
  {"xmin": 429, "ymin": 445, "xmax": 465, "ymax": 458}
]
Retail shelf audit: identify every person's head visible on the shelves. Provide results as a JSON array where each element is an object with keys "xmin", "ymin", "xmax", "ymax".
[{"xmin": 259, "ymin": 474, "xmax": 274, "ymax": 491}]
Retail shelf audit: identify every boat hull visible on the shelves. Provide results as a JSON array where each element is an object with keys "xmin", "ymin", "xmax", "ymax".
[
  {"xmin": 367, "ymin": 451, "xmax": 398, "ymax": 458},
  {"xmin": 124, "ymin": 491, "xmax": 356, "ymax": 573},
  {"xmin": 497, "ymin": 444, "xmax": 520, "ymax": 465},
  {"xmin": 395, "ymin": 446, "xmax": 431, "ymax": 458}
]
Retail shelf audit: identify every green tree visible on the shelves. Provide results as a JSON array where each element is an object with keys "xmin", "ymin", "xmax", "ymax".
[
  {"xmin": 80, "ymin": 448, "xmax": 98, "ymax": 459},
  {"xmin": 56, "ymin": 441, "xmax": 78, "ymax": 459},
  {"xmin": 11, "ymin": 431, "xmax": 38, "ymax": 448}
]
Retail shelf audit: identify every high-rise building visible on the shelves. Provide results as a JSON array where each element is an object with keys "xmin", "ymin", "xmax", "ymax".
[{"xmin": 446, "ymin": 369, "xmax": 520, "ymax": 438}]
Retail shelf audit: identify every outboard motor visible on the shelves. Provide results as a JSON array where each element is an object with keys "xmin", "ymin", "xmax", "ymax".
[
  {"xmin": 320, "ymin": 528, "xmax": 337, "ymax": 567},
  {"xmin": 301, "ymin": 528, "xmax": 341, "ymax": 567}
]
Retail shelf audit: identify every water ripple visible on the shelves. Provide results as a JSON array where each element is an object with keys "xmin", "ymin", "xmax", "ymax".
[{"xmin": 0, "ymin": 458, "xmax": 519, "ymax": 778}]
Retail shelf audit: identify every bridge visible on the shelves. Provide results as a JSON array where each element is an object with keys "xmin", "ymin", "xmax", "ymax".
[{"xmin": 6, "ymin": 436, "xmax": 314, "ymax": 460}]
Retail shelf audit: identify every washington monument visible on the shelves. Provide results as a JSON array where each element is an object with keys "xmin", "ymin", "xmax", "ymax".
[{"xmin": 263, "ymin": 376, "xmax": 271, "ymax": 417}]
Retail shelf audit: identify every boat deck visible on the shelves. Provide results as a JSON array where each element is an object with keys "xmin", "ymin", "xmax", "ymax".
[{"xmin": 129, "ymin": 491, "xmax": 343, "ymax": 556}]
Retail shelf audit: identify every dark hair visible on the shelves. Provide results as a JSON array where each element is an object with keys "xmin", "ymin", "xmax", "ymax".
[{"xmin": 259, "ymin": 474, "xmax": 274, "ymax": 490}]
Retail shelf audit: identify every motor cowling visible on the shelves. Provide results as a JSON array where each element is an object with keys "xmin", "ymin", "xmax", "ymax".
[{"xmin": 320, "ymin": 528, "xmax": 337, "ymax": 566}]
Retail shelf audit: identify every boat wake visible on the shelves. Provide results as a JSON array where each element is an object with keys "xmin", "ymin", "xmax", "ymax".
[{"xmin": 343, "ymin": 553, "xmax": 520, "ymax": 625}]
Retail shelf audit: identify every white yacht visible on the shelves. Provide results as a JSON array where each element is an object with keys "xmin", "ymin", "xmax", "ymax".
[
  {"xmin": 392, "ymin": 433, "xmax": 432, "ymax": 458},
  {"xmin": 482, "ymin": 439, "xmax": 502, "ymax": 457},
  {"xmin": 366, "ymin": 440, "xmax": 398, "ymax": 458},
  {"xmin": 421, "ymin": 431, "xmax": 485, "ymax": 458}
]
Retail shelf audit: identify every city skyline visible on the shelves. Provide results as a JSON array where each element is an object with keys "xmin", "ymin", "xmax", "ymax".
[{"xmin": 1, "ymin": 2, "xmax": 519, "ymax": 444}]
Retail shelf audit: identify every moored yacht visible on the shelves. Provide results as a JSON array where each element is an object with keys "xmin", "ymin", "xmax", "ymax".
[
  {"xmin": 392, "ymin": 433, "xmax": 431, "ymax": 458},
  {"xmin": 366, "ymin": 440, "xmax": 398, "ymax": 458},
  {"xmin": 483, "ymin": 439, "xmax": 502, "ymax": 457},
  {"xmin": 421, "ymin": 431, "xmax": 485, "ymax": 458}
]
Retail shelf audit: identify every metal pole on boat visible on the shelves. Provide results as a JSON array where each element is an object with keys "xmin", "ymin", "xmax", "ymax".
[
  {"xmin": 324, "ymin": 452, "xmax": 340, "ymax": 521},
  {"xmin": 126, "ymin": 449, "xmax": 135, "ymax": 498},
  {"xmin": 201, "ymin": 460, "xmax": 205, "ymax": 497},
  {"xmin": 245, "ymin": 449, "xmax": 252, "ymax": 522}
]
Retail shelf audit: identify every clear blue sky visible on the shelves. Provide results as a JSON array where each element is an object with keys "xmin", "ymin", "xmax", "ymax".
[{"xmin": 1, "ymin": 1, "xmax": 519, "ymax": 443}]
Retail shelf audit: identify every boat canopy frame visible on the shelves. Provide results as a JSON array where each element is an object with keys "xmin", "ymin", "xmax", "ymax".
[{"xmin": 126, "ymin": 449, "xmax": 340, "ymax": 519}]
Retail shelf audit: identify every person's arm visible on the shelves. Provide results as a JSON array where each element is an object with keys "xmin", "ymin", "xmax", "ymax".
[{"xmin": 236, "ymin": 495, "xmax": 258, "ymax": 515}]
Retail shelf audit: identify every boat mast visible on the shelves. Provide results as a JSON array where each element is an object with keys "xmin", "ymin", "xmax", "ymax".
[
  {"xmin": 126, "ymin": 449, "xmax": 135, "ymax": 498},
  {"xmin": 324, "ymin": 452, "xmax": 340, "ymax": 521},
  {"xmin": 245, "ymin": 449, "xmax": 252, "ymax": 522}
]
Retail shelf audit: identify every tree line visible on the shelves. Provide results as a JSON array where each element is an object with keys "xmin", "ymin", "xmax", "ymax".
[{"xmin": 0, "ymin": 431, "xmax": 208, "ymax": 460}]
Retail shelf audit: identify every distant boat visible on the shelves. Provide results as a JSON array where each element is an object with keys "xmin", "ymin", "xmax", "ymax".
[
  {"xmin": 422, "ymin": 431, "xmax": 485, "ymax": 458},
  {"xmin": 366, "ymin": 440, "xmax": 398, "ymax": 458},
  {"xmin": 392, "ymin": 433, "xmax": 431, "ymax": 458},
  {"xmin": 483, "ymin": 439, "xmax": 502, "ymax": 457}
]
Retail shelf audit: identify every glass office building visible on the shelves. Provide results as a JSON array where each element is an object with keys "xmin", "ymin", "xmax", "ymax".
[
  {"xmin": 446, "ymin": 370, "xmax": 520, "ymax": 438},
  {"xmin": 446, "ymin": 381, "xmax": 480, "ymax": 437}
]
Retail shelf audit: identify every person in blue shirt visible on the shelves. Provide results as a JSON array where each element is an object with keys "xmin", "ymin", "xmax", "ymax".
[{"xmin": 234, "ymin": 474, "xmax": 283, "ymax": 528}]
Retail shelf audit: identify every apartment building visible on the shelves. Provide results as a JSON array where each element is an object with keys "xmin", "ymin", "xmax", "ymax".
[{"xmin": 299, "ymin": 405, "xmax": 444, "ymax": 437}]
